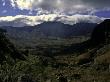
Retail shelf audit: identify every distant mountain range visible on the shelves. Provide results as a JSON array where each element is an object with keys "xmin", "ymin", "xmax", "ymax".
[
  {"xmin": 0, "ymin": 14, "xmax": 105, "ymax": 47},
  {"xmin": 0, "ymin": 14, "xmax": 103, "ymax": 38},
  {"xmin": 1, "ymin": 22, "xmax": 97, "ymax": 39}
]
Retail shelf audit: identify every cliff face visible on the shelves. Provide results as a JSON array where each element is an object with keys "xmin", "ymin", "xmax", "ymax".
[{"xmin": 91, "ymin": 19, "xmax": 110, "ymax": 45}]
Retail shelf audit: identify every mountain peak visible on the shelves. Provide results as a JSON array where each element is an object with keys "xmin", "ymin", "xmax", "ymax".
[
  {"xmin": 104, "ymin": 19, "xmax": 110, "ymax": 22},
  {"xmin": 102, "ymin": 19, "xmax": 110, "ymax": 25}
]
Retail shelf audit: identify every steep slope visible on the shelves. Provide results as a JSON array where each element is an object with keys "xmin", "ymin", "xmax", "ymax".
[
  {"xmin": 76, "ymin": 19, "xmax": 110, "ymax": 65},
  {"xmin": 60, "ymin": 19, "xmax": 110, "ymax": 56},
  {"xmin": 91, "ymin": 19, "xmax": 110, "ymax": 45},
  {"xmin": 0, "ymin": 28, "xmax": 25, "ymax": 63}
]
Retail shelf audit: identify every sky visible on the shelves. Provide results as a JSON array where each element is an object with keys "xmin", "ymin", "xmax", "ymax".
[{"xmin": 0, "ymin": 0, "xmax": 110, "ymax": 18}]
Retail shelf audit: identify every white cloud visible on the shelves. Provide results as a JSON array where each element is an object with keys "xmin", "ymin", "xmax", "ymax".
[
  {"xmin": 2, "ymin": 10, "xmax": 7, "ymax": 13},
  {"xmin": 0, "ymin": 14, "xmax": 103, "ymax": 27},
  {"xmin": 10, "ymin": 0, "xmax": 16, "ymax": 8},
  {"xmin": 2, "ymin": 1, "xmax": 5, "ymax": 6},
  {"xmin": 9, "ymin": 0, "xmax": 110, "ymax": 15}
]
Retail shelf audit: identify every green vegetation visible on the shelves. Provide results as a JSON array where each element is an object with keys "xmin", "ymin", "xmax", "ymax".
[
  {"xmin": 0, "ymin": 19, "xmax": 110, "ymax": 82},
  {"xmin": 0, "ymin": 44, "xmax": 110, "ymax": 82}
]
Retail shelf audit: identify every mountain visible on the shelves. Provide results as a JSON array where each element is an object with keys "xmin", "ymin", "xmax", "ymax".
[
  {"xmin": 0, "ymin": 14, "xmax": 104, "ymax": 47},
  {"xmin": 0, "ymin": 14, "xmax": 103, "ymax": 27},
  {"xmin": 0, "ymin": 21, "xmax": 97, "ymax": 48},
  {"xmin": 91, "ymin": 19, "xmax": 110, "ymax": 45},
  {"xmin": 1, "ymin": 22, "xmax": 97, "ymax": 39}
]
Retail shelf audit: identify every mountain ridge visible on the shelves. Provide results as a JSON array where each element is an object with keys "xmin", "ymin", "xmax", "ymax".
[{"xmin": 1, "ymin": 21, "xmax": 97, "ymax": 39}]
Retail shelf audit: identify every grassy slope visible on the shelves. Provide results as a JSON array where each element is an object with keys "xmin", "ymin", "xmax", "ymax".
[{"xmin": 0, "ymin": 44, "xmax": 110, "ymax": 82}]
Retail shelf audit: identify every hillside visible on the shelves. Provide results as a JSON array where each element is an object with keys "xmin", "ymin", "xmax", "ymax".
[
  {"xmin": 0, "ymin": 22, "xmax": 96, "ymax": 48},
  {"xmin": 0, "ymin": 19, "xmax": 110, "ymax": 82},
  {"xmin": 0, "ymin": 28, "xmax": 25, "ymax": 63},
  {"xmin": 91, "ymin": 19, "xmax": 110, "ymax": 45},
  {"xmin": 1, "ymin": 22, "xmax": 96, "ymax": 37}
]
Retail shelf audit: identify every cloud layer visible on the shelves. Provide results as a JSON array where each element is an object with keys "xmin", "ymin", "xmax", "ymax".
[
  {"xmin": 9, "ymin": 0, "xmax": 110, "ymax": 15},
  {"xmin": 0, "ymin": 14, "xmax": 103, "ymax": 27}
]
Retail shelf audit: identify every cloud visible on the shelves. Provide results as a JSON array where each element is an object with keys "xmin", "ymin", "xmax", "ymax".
[
  {"xmin": 82, "ymin": 0, "xmax": 110, "ymax": 8},
  {"xmin": 0, "ymin": 14, "xmax": 103, "ymax": 27},
  {"xmin": 2, "ymin": 10, "xmax": 7, "ymax": 13},
  {"xmin": 2, "ymin": 0, "xmax": 5, "ymax": 6},
  {"xmin": 9, "ymin": 0, "xmax": 110, "ymax": 15}
]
